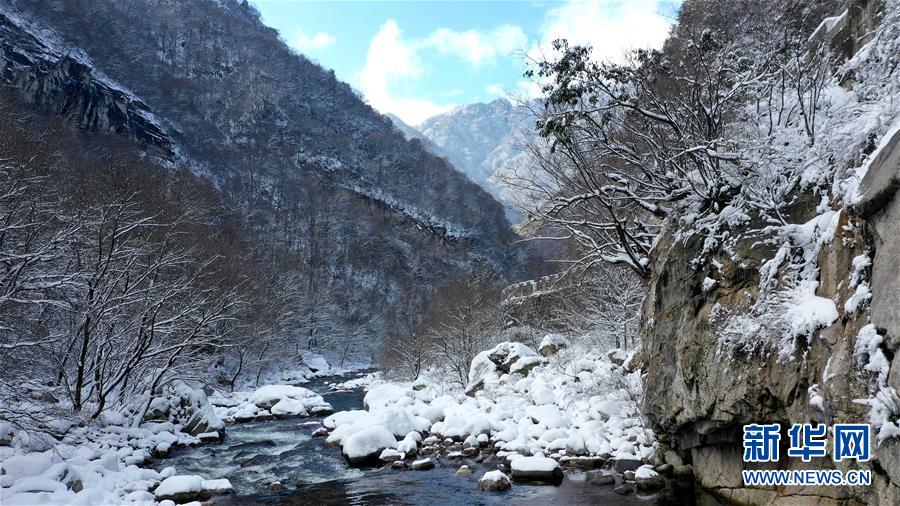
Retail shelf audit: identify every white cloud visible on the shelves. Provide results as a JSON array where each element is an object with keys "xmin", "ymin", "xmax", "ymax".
[
  {"xmin": 425, "ymin": 25, "xmax": 526, "ymax": 66},
  {"xmin": 485, "ymin": 83, "xmax": 506, "ymax": 96},
  {"xmin": 515, "ymin": 79, "xmax": 543, "ymax": 99},
  {"xmin": 293, "ymin": 30, "xmax": 336, "ymax": 51},
  {"xmin": 359, "ymin": 20, "xmax": 455, "ymax": 125},
  {"xmin": 535, "ymin": 0, "xmax": 674, "ymax": 63},
  {"xmin": 440, "ymin": 88, "xmax": 465, "ymax": 98},
  {"xmin": 359, "ymin": 20, "xmax": 529, "ymax": 124}
]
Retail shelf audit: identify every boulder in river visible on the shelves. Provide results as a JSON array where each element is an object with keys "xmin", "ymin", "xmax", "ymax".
[
  {"xmin": 340, "ymin": 427, "xmax": 397, "ymax": 467},
  {"xmin": 613, "ymin": 458, "xmax": 643, "ymax": 473},
  {"xmin": 635, "ymin": 465, "xmax": 665, "ymax": 491},
  {"xmin": 411, "ymin": 458, "xmax": 435, "ymax": 471},
  {"xmin": 197, "ymin": 431, "xmax": 223, "ymax": 444},
  {"xmin": 153, "ymin": 475, "xmax": 233, "ymax": 503},
  {"xmin": 585, "ymin": 470, "xmax": 616, "ymax": 486},
  {"xmin": 232, "ymin": 440, "xmax": 277, "ymax": 452},
  {"xmin": 379, "ymin": 448, "xmax": 401, "ymax": 463},
  {"xmin": 510, "ymin": 456, "xmax": 563, "ymax": 485},
  {"xmin": 241, "ymin": 454, "xmax": 275, "ymax": 469},
  {"xmin": 478, "ymin": 470, "xmax": 511, "ymax": 491},
  {"xmin": 614, "ymin": 483, "xmax": 634, "ymax": 495}
]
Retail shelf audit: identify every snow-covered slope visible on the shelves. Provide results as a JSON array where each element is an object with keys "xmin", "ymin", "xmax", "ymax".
[{"xmin": 391, "ymin": 99, "xmax": 536, "ymax": 221}]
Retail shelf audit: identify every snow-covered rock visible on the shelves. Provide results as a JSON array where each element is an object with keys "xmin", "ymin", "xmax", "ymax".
[
  {"xmin": 634, "ymin": 465, "xmax": 664, "ymax": 490},
  {"xmin": 510, "ymin": 455, "xmax": 564, "ymax": 484},
  {"xmin": 466, "ymin": 342, "xmax": 539, "ymax": 395},
  {"xmin": 166, "ymin": 381, "xmax": 225, "ymax": 438},
  {"xmin": 539, "ymin": 334, "xmax": 570, "ymax": 357},
  {"xmin": 363, "ymin": 384, "xmax": 411, "ymax": 411},
  {"xmin": 340, "ymin": 427, "xmax": 397, "ymax": 467},
  {"xmin": 410, "ymin": 457, "xmax": 434, "ymax": 471},
  {"xmin": 154, "ymin": 475, "xmax": 203, "ymax": 502},
  {"xmin": 212, "ymin": 384, "xmax": 332, "ymax": 422},
  {"xmin": 456, "ymin": 464, "xmax": 473, "ymax": 476},
  {"xmin": 585, "ymin": 470, "xmax": 616, "ymax": 486},
  {"xmin": 478, "ymin": 470, "xmax": 512, "ymax": 491},
  {"xmin": 324, "ymin": 340, "xmax": 653, "ymax": 481},
  {"xmin": 379, "ymin": 448, "xmax": 401, "ymax": 462}
]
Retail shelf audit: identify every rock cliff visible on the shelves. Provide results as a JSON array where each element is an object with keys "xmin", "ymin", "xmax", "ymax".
[{"xmin": 640, "ymin": 2, "xmax": 900, "ymax": 504}]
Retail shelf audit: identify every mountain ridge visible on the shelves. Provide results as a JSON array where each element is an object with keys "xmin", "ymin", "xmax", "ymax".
[
  {"xmin": 0, "ymin": 0, "xmax": 530, "ymax": 345},
  {"xmin": 389, "ymin": 97, "xmax": 537, "ymax": 222}
]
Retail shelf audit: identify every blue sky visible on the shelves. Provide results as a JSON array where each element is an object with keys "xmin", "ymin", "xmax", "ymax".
[{"xmin": 252, "ymin": 1, "xmax": 680, "ymax": 125}]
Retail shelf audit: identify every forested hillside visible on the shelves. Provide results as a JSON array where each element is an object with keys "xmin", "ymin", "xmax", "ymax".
[{"xmin": 0, "ymin": 0, "xmax": 532, "ymax": 382}]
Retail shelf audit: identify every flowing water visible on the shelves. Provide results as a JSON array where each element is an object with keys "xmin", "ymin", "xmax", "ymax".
[{"xmin": 155, "ymin": 373, "xmax": 696, "ymax": 505}]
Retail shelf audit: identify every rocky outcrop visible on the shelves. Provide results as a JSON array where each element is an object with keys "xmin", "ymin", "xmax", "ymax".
[
  {"xmin": 641, "ymin": 175, "xmax": 899, "ymax": 503},
  {"xmin": 166, "ymin": 381, "xmax": 225, "ymax": 440},
  {"xmin": 0, "ymin": 10, "xmax": 174, "ymax": 157},
  {"xmin": 465, "ymin": 342, "xmax": 541, "ymax": 395},
  {"xmin": 639, "ymin": 78, "xmax": 900, "ymax": 506},
  {"xmin": 638, "ymin": 1, "xmax": 899, "ymax": 503}
]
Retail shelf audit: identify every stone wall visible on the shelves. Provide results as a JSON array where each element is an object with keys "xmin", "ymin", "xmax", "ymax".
[{"xmin": 500, "ymin": 273, "xmax": 584, "ymax": 332}]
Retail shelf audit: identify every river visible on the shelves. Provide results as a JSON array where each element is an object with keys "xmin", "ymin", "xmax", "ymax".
[{"xmin": 154, "ymin": 372, "xmax": 697, "ymax": 505}]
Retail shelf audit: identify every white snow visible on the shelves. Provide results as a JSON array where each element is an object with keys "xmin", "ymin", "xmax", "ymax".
[
  {"xmin": 635, "ymin": 464, "xmax": 658, "ymax": 479},
  {"xmin": 510, "ymin": 455, "xmax": 559, "ymax": 473},
  {"xmin": 322, "ymin": 340, "xmax": 654, "ymax": 477},
  {"xmin": 379, "ymin": 448, "xmax": 400, "ymax": 460},
  {"xmin": 363, "ymin": 384, "xmax": 411, "ymax": 411},
  {"xmin": 340, "ymin": 427, "xmax": 397, "ymax": 459},
  {"xmin": 855, "ymin": 325, "xmax": 890, "ymax": 383},
  {"xmin": 479, "ymin": 469, "xmax": 510, "ymax": 483},
  {"xmin": 154, "ymin": 475, "xmax": 204, "ymax": 498},
  {"xmin": 785, "ymin": 295, "xmax": 839, "ymax": 338},
  {"xmin": 852, "ymin": 325, "xmax": 900, "ymax": 443},
  {"xmin": 212, "ymin": 384, "xmax": 331, "ymax": 422},
  {"xmin": 201, "ymin": 478, "xmax": 232, "ymax": 493},
  {"xmin": 396, "ymin": 432, "xmax": 421, "ymax": 454},
  {"xmin": 539, "ymin": 334, "xmax": 570, "ymax": 351}
]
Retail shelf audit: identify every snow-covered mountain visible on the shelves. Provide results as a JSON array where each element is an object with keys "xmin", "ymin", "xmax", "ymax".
[
  {"xmin": 390, "ymin": 99, "xmax": 536, "ymax": 222},
  {"xmin": 0, "ymin": 0, "xmax": 526, "ymax": 349}
]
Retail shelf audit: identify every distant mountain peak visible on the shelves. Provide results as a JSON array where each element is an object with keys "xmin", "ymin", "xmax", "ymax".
[{"xmin": 399, "ymin": 98, "xmax": 537, "ymax": 222}]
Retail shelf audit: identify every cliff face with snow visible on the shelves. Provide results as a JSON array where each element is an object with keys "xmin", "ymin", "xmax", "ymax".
[
  {"xmin": 639, "ymin": 1, "xmax": 900, "ymax": 503},
  {"xmin": 0, "ymin": 8, "xmax": 173, "ymax": 157},
  {"xmin": 396, "ymin": 99, "xmax": 535, "ymax": 221},
  {"xmin": 417, "ymin": 99, "xmax": 527, "ymax": 186}
]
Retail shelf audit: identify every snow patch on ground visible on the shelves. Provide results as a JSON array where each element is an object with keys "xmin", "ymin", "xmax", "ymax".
[
  {"xmin": 211, "ymin": 384, "xmax": 331, "ymax": 422},
  {"xmin": 325, "ymin": 340, "xmax": 653, "ymax": 470}
]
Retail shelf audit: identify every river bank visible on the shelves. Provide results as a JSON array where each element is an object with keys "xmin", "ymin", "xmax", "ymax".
[{"xmin": 160, "ymin": 371, "xmax": 697, "ymax": 505}]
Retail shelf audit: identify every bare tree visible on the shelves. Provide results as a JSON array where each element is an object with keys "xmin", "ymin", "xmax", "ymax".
[
  {"xmin": 422, "ymin": 273, "xmax": 503, "ymax": 386},
  {"xmin": 551, "ymin": 268, "xmax": 644, "ymax": 350}
]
